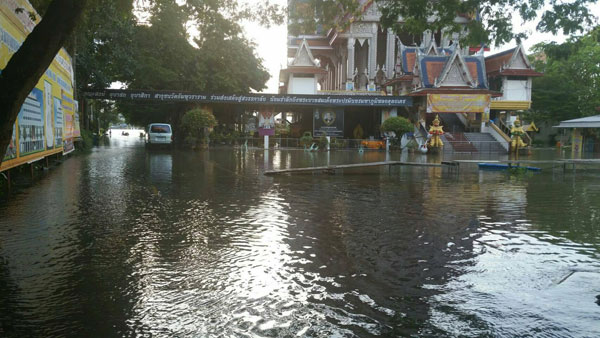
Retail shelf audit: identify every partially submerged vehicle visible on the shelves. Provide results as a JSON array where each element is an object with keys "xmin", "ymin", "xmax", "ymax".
[{"xmin": 146, "ymin": 123, "xmax": 173, "ymax": 147}]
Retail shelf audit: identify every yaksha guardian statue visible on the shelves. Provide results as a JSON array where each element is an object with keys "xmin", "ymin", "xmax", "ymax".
[
  {"xmin": 428, "ymin": 115, "xmax": 444, "ymax": 148},
  {"xmin": 510, "ymin": 117, "xmax": 527, "ymax": 152}
]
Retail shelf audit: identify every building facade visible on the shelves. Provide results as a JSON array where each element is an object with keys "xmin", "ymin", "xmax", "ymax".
[{"xmin": 280, "ymin": 0, "xmax": 542, "ymax": 149}]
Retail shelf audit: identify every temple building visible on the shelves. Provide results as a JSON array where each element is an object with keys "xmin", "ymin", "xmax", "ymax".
[{"xmin": 280, "ymin": 0, "xmax": 542, "ymax": 151}]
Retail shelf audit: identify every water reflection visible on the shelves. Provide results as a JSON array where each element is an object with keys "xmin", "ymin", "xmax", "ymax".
[{"xmin": 0, "ymin": 142, "xmax": 598, "ymax": 337}]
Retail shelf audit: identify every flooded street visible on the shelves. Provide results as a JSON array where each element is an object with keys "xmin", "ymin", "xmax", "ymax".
[{"xmin": 1, "ymin": 135, "xmax": 599, "ymax": 337}]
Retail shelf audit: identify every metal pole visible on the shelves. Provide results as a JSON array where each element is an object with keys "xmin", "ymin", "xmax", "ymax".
[{"xmin": 264, "ymin": 135, "xmax": 269, "ymax": 150}]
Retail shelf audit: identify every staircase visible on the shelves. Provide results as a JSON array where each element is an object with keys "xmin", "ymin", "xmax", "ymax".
[
  {"xmin": 464, "ymin": 132, "xmax": 507, "ymax": 153},
  {"xmin": 441, "ymin": 132, "xmax": 506, "ymax": 153},
  {"xmin": 443, "ymin": 132, "xmax": 479, "ymax": 152}
]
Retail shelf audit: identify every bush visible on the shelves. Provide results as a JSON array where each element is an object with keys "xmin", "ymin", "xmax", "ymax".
[
  {"xmin": 75, "ymin": 129, "xmax": 94, "ymax": 153},
  {"xmin": 299, "ymin": 132, "xmax": 313, "ymax": 147},
  {"xmin": 381, "ymin": 116, "xmax": 413, "ymax": 138},
  {"xmin": 318, "ymin": 136, "xmax": 329, "ymax": 149},
  {"xmin": 181, "ymin": 108, "xmax": 217, "ymax": 147},
  {"xmin": 330, "ymin": 138, "xmax": 347, "ymax": 149}
]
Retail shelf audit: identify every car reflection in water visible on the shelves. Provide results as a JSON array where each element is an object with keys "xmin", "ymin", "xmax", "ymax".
[{"xmin": 146, "ymin": 151, "xmax": 173, "ymax": 189}]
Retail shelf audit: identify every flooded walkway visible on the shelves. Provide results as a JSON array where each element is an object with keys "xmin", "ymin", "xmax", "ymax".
[{"xmin": 0, "ymin": 135, "xmax": 599, "ymax": 337}]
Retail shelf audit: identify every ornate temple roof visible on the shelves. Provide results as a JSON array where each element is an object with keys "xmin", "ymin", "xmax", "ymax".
[
  {"xmin": 414, "ymin": 46, "xmax": 487, "ymax": 89},
  {"xmin": 399, "ymin": 39, "xmax": 458, "ymax": 75},
  {"xmin": 485, "ymin": 45, "xmax": 543, "ymax": 77},
  {"xmin": 279, "ymin": 38, "xmax": 327, "ymax": 82}
]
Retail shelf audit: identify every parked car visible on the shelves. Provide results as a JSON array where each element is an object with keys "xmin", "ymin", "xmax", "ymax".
[{"xmin": 146, "ymin": 123, "xmax": 173, "ymax": 147}]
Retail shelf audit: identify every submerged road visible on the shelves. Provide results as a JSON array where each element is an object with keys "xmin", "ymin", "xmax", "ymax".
[{"xmin": 0, "ymin": 134, "xmax": 599, "ymax": 337}]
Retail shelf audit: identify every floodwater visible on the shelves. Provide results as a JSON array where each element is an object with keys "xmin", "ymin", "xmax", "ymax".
[{"xmin": 0, "ymin": 134, "xmax": 599, "ymax": 337}]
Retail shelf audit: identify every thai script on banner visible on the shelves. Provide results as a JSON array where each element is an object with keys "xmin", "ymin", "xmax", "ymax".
[
  {"xmin": 427, "ymin": 94, "xmax": 490, "ymax": 113},
  {"xmin": 84, "ymin": 90, "xmax": 414, "ymax": 107}
]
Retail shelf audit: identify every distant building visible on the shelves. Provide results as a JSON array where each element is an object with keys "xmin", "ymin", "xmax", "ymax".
[{"xmin": 280, "ymin": 0, "xmax": 542, "ymax": 150}]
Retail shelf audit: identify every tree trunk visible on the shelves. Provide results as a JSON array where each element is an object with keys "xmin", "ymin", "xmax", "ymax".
[{"xmin": 0, "ymin": 0, "xmax": 88, "ymax": 166}]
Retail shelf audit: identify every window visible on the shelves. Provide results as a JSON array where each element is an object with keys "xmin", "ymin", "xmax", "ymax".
[{"xmin": 150, "ymin": 124, "xmax": 171, "ymax": 133}]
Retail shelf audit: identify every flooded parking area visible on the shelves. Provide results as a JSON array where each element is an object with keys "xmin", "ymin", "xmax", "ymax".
[{"xmin": 0, "ymin": 136, "xmax": 599, "ymax": 337}]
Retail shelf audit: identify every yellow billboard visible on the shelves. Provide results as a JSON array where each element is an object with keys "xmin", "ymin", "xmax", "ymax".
[
  {"xmin": 1, "ymin": 0, "xmax": 79, "ymax": 171},
  {"xmin": 427, "ymin": 94, "xmax": 490, "ymax": 114}
]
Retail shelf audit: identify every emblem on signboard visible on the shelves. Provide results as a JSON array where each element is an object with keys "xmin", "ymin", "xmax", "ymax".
[{"xmin": 322, "ymin": 111, "xmax": 336, "ymax": 126}]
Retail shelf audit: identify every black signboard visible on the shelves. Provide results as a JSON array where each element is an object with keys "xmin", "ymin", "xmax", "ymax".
[
  {"xmin": 83, "ymin": 90, "xmax": 412, "ymax": 107},
  {"xmin": 313, "ymin": 107, "xmax": 344, "ymax": 137}
]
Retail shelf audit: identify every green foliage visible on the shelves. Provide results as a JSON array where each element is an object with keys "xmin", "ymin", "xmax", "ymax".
[
  {"xmin": 530, "ymin": 28, "xmax": 600, "ymax": 122},
  {"xmin": 73, "ymin": 0, "xmax": 136, "ymax": 93},
  {"xmin": 330, "ymin": 138, "xmax": 347, "ymax": 149},
  {"xmin": 379, "ymin": 0, "xmax": 598, "ymax": 46},
  {"xmin": 118, "ymin": 0, "xmax": 271, "ymax": 127},
  {"xmin": 288, "ymin": 0, "xmax": 361, "ymax": 35},
  {"xmin": 29, "ymin": 0, "xmax": 278, "ymax": 129},
  {"xmin": 181, "ymin": 108, "xmax": 217, "ymax": 145},
  {"xmin": 288, "ymin": 0, "xmax": 598, "ymax": 47},
  {"xmin": 381, "ymin": 116, "xmax": 413, "ymax": 137},
  {"xmin": 75, "ymin": 129, "xmax": 95, "ymax": 153},
  {"xmin": 275, "ymin": 122, "xmax": 290, "ymax": 137},
  {"xmin": 318, "ymin": 136, "xmax": 329, "ymax": 149},
  {"xmin": 210, "ymin": 130, "xmax": 242, "ymax": 145},
  {"xmin": 299, "ymin": 132, "xmax": 314, "ymax": 147}
]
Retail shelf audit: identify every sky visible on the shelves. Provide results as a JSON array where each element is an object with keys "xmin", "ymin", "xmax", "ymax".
[{"xmin": 241, "ymin": 1, "xmax": 600, "ymax": 94}]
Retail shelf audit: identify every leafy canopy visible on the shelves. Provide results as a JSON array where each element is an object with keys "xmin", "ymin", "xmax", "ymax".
[
  {"xmin": 119, "ymin": 0, "xmax": 271, "ymax": 127},
  {"xmin": 381, "ymin": 116, "xmax": 413, "ymax": 137},
  {"xmin": 288, "ymin": 0, "xmax": 598, "ymax": 47},
  {"xmin": 181, "ymin": 108, "xmax": 217, "ymax": 145},
  {"xmin": 529, "ymin": 28, "xmax": 600, "ymax": 122}
]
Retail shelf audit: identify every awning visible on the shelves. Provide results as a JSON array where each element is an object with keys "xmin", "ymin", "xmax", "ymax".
[{"xmin": 553, "ymin": 115, "xmax": 600, "ymax": 128}]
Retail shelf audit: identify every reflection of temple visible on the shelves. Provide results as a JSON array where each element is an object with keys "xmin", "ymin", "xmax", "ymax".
[{"xmin": 281, "ymin": 0, "xmax": 542, "ymax": 152}]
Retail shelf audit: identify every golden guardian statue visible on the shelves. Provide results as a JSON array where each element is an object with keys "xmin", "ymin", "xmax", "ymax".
[
  {"xmin": 428, "ymin": 115, "xmax": 444, "ymax": 148},
  {"xmin": 510, "ymin": 117, "xmax": 527, "ymax": 152}
]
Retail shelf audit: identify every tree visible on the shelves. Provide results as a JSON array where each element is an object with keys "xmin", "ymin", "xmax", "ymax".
[
  {"xmin": 381, "ymin": 116, "xmax": 413, "ymax": 138},
  {"xmin": 288, "ymin": 0, "xmax": 598, "ymax": 47},
  {"xmin": 530, "ymin": 28, "xmax": 600, "ymax": 122},
  {"xmin": 1, "ymin": 0, "xmax": 283, "ymax": 165},
  {"xmin": 119, "ymin": 0, "xmax": 270, "ymax": 130},
  {"xmin": 180, "ymin": 108, "xmax": 217, "ymax": 148},
  {"xmin": 0, "ymin": 0, "xmax": 88, "ymax": 166}
]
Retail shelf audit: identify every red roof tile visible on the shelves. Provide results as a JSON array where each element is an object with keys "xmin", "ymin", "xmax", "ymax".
[
  {"xmin": 405, "ymin": 52, "xmax": 417, "ymax": 73},
  {"xmin": 465, "ymin": 62, "xmax": 479, "ymax": 82},
  {"xmin": 485, "ymin": 49, "xmax": 515, "ymax": 74},
  {"xmin": 425, "ymin": 61, "xmax": 446, "ymax": 84}
]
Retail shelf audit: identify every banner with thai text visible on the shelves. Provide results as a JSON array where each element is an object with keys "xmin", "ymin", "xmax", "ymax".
[
  {"xmin": 84, "ymin": 90, "xmax": 413, "ymax": 107},
  {"xmin": 427, "ymin": 94, "xmax": 490, "ymax": 114}
]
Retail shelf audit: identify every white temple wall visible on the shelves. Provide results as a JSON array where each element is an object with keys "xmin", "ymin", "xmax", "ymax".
[
  {"xmin": 503, "ymin": 78, "xmax": 529, "ymax": 101},
  {"xmin": 288, "ymin": 75, "xmax": 317, "ymax": 95}
]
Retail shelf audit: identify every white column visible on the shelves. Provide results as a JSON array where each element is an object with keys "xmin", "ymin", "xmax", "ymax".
[
  {"xmin": 264, "ymin": 135, "xmax": 269, "ymax": 150},
  {"xmin": 386, "ymin": 29, "xmax": 395, "ymax": 79},
  {"xmin": 368, "ymin": 24, "xmax": 378, "ymax": 81},
  {"xmin": 347, "ymin": 38, "xmax": 355, "ymax": 86},
  {"xmin": 326, "ymin": 136, "xmax": 330, "ymax": 151},
  {"xmin": 339, "ymin": 61, "xmax": 343, "ymax": 89},
  {"xmin": 264, "ymin": 149, "xmax": 269, "ymax": 168}
]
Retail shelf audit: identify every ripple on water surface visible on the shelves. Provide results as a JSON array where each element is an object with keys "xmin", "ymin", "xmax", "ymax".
[{"xmin": 0, "ymin": 145, "xmax": 599, "ymax": 337}]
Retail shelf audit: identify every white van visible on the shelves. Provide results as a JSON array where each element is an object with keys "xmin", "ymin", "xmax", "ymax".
[{"xmin": 146, "ymin": 123, "xmax": 173, "ymax": 147}]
